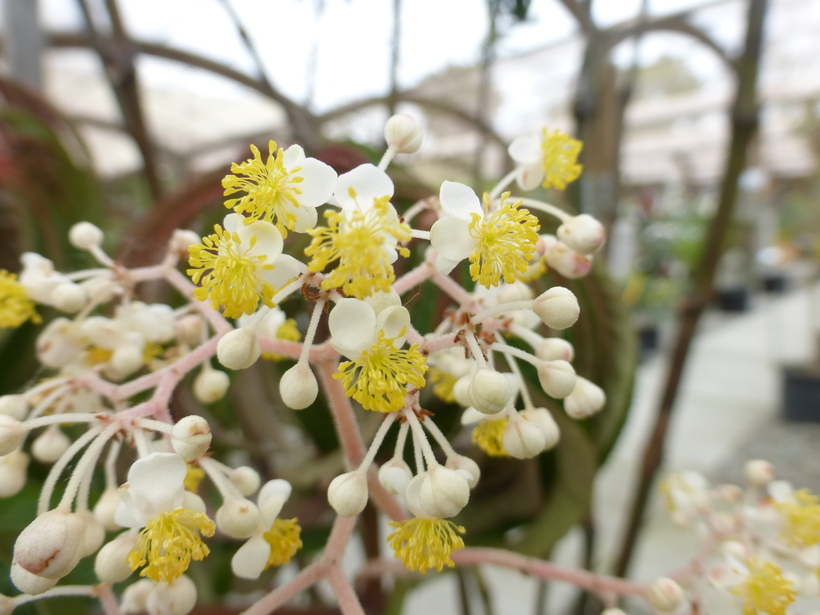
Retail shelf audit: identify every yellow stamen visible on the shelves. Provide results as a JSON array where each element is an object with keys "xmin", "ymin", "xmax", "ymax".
[
  {"xmin": 262, "ymin": 517, "xmax": 303, "ymax": 568},
  {"xmin": 222, "ymin": 141, "xmax": 304, "ymax": 237},
  {"xmin": 127, "ymin": 508, "xmax": 215, "ymax": 583},
  {"xmin": 428, "ymin": 368, "xmax": 457, "ymax": 403},
  {"xmin": 387, "ymin": 518, "xmax": 466, "ymax": 574},
  {"xmin": 731, "ymin": 557, "xmax": 795, "ymax": 615},
  {"xmin": 262, "ymin": 318, "xmax": 302, "ymax": 361},
  {"xmin": 468, "ymin": 193, "xmax": 539, "ymax": 288},
  {"xmin": 84, "ymin": 345, "xmax": 113, "ymax": 366},
  {"xmin": 305, "ymin": 198, "xmax": 411, "ymax": 299},
  {"xmin": 184, "ymin": 463, "xmax": 206, "ymax": 493},
  {"xmin": 187, "ymin": 225, "xmax": 276, "ymax": 318},
  {"xmin": 540, "ymin": 129, "xmax": 583, "ymax": 190},
  {"xmin": 334, "ymin": 329, "xmax": 427, "ymax": 413},
  {"xmin": 0, "ymin": 270, "xmax": 40, "ymax": 328},
  {"xmin": 472, "ymin": 418, "xmax": 510, "ymax": 457},
  {"xmin": 774, "ymin": 489, "xmax": 820, "ymax": 547}
]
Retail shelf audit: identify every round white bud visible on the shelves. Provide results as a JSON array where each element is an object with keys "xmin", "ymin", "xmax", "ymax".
[
  {"xmin": 146, "ymin": 574, "xmax": 198, "ymax": 615},
  {"xmin": 545, "ymin": 240, "xmax": 593, "ymax": 279},
  {"xmin": 521, "ymin": 407, "xmax": 560, "ymax": 450},
  {"xmin": 445, "ymin": 454, "xmax": 481, "ymax": 489},
  {"xmin": 384, "ymin": 114, "xmax": 423, "ymax": 154},
  {"xmin": 229, "ymin": 466, "xmax": 261, "ymax": 497},
  {"xmin": 68, "ymin": 221, "xmax": 104, "ymax": 250},
  {"xmin": 109, "ymin": 344, "xmax": 144, "ymax": 379},
  {"xmin": 536, "ymin": 360, "xmax": 576, "ymax": 399},
  {"xmin": 469, "ymin": 368, "xmax": 513, "ymax": 415},
  {"xmin": 535, "ymin": 338, "xmax": 575, "ymax": 362},
  {"xmin": 327, "ymin": 471, "xmax": 368, "ymax": 517},
  {"xmin": 121, "ymin": 579, "xmax": 154, "ymax": 613},
  {"xmin": 0, "ymin": 394, "xmax": 28, "ymax": 421},
  {"xmin": 557, "ymin": 214, "xmax": 606, "ymax": 255},
  {"xmin": 171, "ymin": 415, "xmax": 212, "ymax": 461},
  {"xmin": 532, "ymin": 287, "xmax": 580, "ymax": 330},
  {"xmin": 0, "ymin": 415, "xmax": 25, "ymax": 456},
  {"xmin": 51, "ymin": 282, "xmax": 87, "ymax": 313},
  {"xmin": 79, "ymin": 510, "xmax": 106, "ymax": 556},
  {"xmin": 95, "ymin": 531, "xmax": 138, "ymax": 583},
  {"xmin": 93, "ymin": 487, "xmax": 122, "ymax": 531},
  {"xmin": 193, "ymin": 368, "xmax": 230, "ymax": 404},
  {"xmin": 279, "ymin": 363, "xmax": 319, "ymax": 410},
  {"xmin": 418, "ymin": 465, "xmax": 471, "ymax": 518},
  {"xmin": 648, "ymin": 577, "xmax": 686, "ymax": 612},
  {"xmin": 13, "ymin": 509, "xmax": 85, "ymax": 579},
  {"xmin": 503, "ymin": 416, "xmax": 547, "ymax": 459},
  {"xmin": 745, "ymin": 459, "xmax": 775, "ymax": 488},
  {"xmin": 564, "ymin": 376, "xmax": 606, "ymax": 418},
  {"xmin": 31, "ymin": 426, "xmax": 70, "ymax": 463},
  {"xmin": 378, "ymin": 459, "xmax": 413, "ymax": 495},
  {"xmin": 216, "ymin": 497, "xmax": 261, "ymax": 539},
  {"xmin": 453, "ymin": 375, "xmax": 473, "ymax": 407},
  {"xmin": 169, "ymin": 229, "xmax": 202, "ymax": 255},
  {"xmin": 11, "ymin": 561, "xmax": 58, "ymax": 595},
  {"xmin": 0, "ymin": 449, "xmax": 29, "ymax": 498},
  {"xmin": 231, "ymin": 534, "xmax": 271, "ymax": 580},
  {"xmin": 175, "ymin": 314, "xmax": 204, "ymax": 347},
  {"xmin": 217, "ymin": 327, "xmax": 261, "ymax": 370}
]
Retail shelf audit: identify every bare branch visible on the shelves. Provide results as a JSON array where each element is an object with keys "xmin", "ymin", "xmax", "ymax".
[{"xmin": 557, "ymin": 0, "xmax": 594, "ymax": 32}]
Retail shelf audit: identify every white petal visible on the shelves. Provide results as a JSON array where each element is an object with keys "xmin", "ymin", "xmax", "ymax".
[
  {"xmin": 516, "ymin": 165, "xmax": 545, "ymax": 191},
  {"xmin": 435, "ymin": 255, "xmax": 461, "ymax": 276},
  {"xmin": 127, "ymin": 452, "xmax": 186, "ymax": 516},
  {"xmin": 256, "ymin": 308, "xmax": 287, "ymax": 339},
  {"xmin": 261, "ymin": 254, "xmax": 303, "ymax": 291},
  {"xmin": 231, "ymin": 535, "xmax": 271, "ymax": 580},
  {"xmin": 460, "ymin": 407, "xmax": 486, "ymax": 425},
  {"xmin": 334, "ymin": 164, "xmax": 394, "ymax": 212},
  {"xmin": 363, "ymin": 290, "xmax": 401, "ymax": 315},
  {"xmin": 430, "ymin": 217, "xmax": 477, "ymax": 261},
  {"xmin": 296, "ymin": 158, "xmax": 337, "ymax": 207},
  {"xmin": 282, "ymin": 144, "xmax": 305, "ymax": 167},
  {"xmin": 238, "ymin": 221, "xmax": 283, "ymax": 262},
  {"xmin": 376, "ymin": 306, "xmax": 410, "ymax": 346},
  {"xmin": 508, "ymin": 135, "xmax": 541, "ymax": 165},
  {"xmin": 439, "ymin": 181, "xmax": 482, "ymax": 220},
  {"xmin": 223, "ymin": 213, "xmax": 244, "ymax": 233},
  {"xmin": 328, "ymin": 299, "xmax": 376, "ymax": 357},
  {"xmin": 113, "ymin": 487, "xmax": 144, "ymax": 528},
  {"xmin": 290, "ymin": 204, "xmax": 318, "ymax": 233}
]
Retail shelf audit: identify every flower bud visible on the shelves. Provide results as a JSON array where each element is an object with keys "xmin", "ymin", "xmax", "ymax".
[
  {"xmin": 81, "ymin": 276, "xmax": 120, "ymax": 304},
  {"xmin": 564, "ymin": 377, "xmax": 606, "ymax": 419},
  {"xmin": 327, "ymin": 471, "xmax": 368, "ymax": 517},
  {"xmin": 170, "ymin": 229, "xmax": 202, "ymax": 255},
  {"xmin": 648, "ymin": 577, "xmax": 685, "ymax": 612},
  {"xmin": 93, "ymin": 487, "xmax": 122, "ymax": 531},
  {"xmin": 532, "ymin": 287, "xmax": 580, "ymax": 330},
  {"xmin": 95, "ymin": 531, "xmax": 138, "ymax": 583},
  {"xmin": 379, "ymin": 459, "xmax": 413, "ymax": 495},
  {"xmin": 108, "ymin": 344, "xmax": 144, "ymax": 379},
  {"xmin": 171, "ymin": 416, "xmax": 212, "ymax": 461},
  {"xmin": 445, "ymin": 454, "xmax": 481, "ymax": 489},
  {"xmin": 521, "ymin": 407, "xmax": 560, "ymax": 450},
  {"xmin": 79, "ymin": 510, "xmax": 106, "ymax": 556},
  {"xmin": 279, "ymin": 363, "xmax": 318, "ymax": 410},
  {"xmin": 469, "ymin": 368, "xmax": 513, "ymax": 415},
  {"xmin": 498, "ymin": 280, "xmax": 534, "ymax": 304},
  {"xmin": 745, "ymin": 459, "xmax": 774, "ymax": 488},
  {"xmin": 122, "ymin": 579, "xmax": 154, "ymax": 613},
  {"xmin": 0, "ymin": 449, "xmax": 29, "ymax": 497},
  {"xmin": 216, "ymin": 497, "xmax": 261, "ymax": 539},
  {"xmin": 384, "ymin": 114, "xmax": 423, "ymax": 154},
  {"xmin": 68, "ymin": 221, "xmax": 104, "ymax": 250},
  {"xmin": 175, "ymin": 314, "xmax": 204, "ymax": 347},
  {"xmin": 535, "ymin": 338, "xmax": 574, "ymax": 362},
  {"xmin": 31, "ymin": 426, "xmax": 70, "ymax": 463},
  {"xmin": 37, "ymin": 318, "xmax": 84, "ymax": 368},
  {"xmin": 146, "ymin": 574, "xmax": 198, "ymax": 615},
  {"xmin": 0, "ymin": 415, "xmax": 25, "ymax": 456},
  {"xmin": 557, "ymin": 214, "xmax": 606, "ymax": 255},
  {"xmin": 453, "ymin": 375, "xmax": 473, "ymax": 407},
  {"xmin": 11, "ymin": 561, "xmax": 58, "ymax": 595},
  {"xmin": 545, "ymin": 241, "xmax": 592, "ymax": 279},
  {"xmin": 536, "ymin": 360, "xmax": 576, "ymax": 399},
  {"xmin": 217, "ymin": 327, "xmax": 261, "ymax": 370},
  {"xmin": 418, "ymin": 465, "xmax": 470, "ymax": 518},
  {"xmin": 229, "ymin": 466, "xmax": 261, "ymax": 497},
  {"xmin": 51, "ymin": 282, "xmax": 87, "ymax": 313},
  {"xmin": 14, "ymin": 509, "xmax": 85, "ymax": 579},
  {"xmin": 503, "ymin": 416, "xmax": 546, "ymax": 459},
  {"xmin": 0, "ymin": 394, "xmax": 28, "ymax": 421},
  {"xmin": 193, "ymin": 368, "xmax": 230, "ymax": 404}
]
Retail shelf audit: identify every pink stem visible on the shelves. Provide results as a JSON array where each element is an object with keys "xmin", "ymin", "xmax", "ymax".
[
  {"xmin": 240, "ymin": 562, "xmax": 325, "ymax": 615},
  {"xmin": 94, "ymin": 583, "xmax": 123, "ymax": 615},
  {"xmin": 163, "ymin": 267, "xmax": 232, "ymax": 334},
  {"xmin": 326, "ymin": 565, "xmax": 366, "ymax": 615},
  {"xmin": 421, "ymin": 332, "xmax": 460, "ymax": 354},
  {"xmin": 316, "ymin": 360, "xmax": 366, "ymax": 466},
  {"xmin": 367, "ymin": 470, "xmax": 407, "ymax": 522},
  {"xmin": 432, "ymin": 272, "xmax": 477, "ymax": 308},
  {"xmin": 393, "ymin": 260, "xmax": 434, "ymax": 295}
]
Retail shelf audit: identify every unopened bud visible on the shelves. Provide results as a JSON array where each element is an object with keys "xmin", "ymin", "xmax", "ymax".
[
  {"xmin": 79, "ymin": 510, "xmax": 106, "ymax": 556},
  {"xmin": 498, "ymin": 281, "xmax": 534, "ymax": 304},
  {"xmin": 384, "ymin": 114, "xmax": 423, "ymax": 154},
  {"xmin": 469, "ymin": 368, "xmax": 513, "ymax": 415},
  {"xmin": 328, "ymin": 471, "xmax": 368, "ymax": 517},
  {"xmin": 545, "ymin": 240, "xmax": 593, "ymax": 279},
  {"xmin": 564, "ymin": 376, "xmax": 606, "ymax": 419},
  {"xmin": 14, "ymin": 509, "xmax": 85, "ymax": 579},
  {"xmin": 445, "ymin": 454, "xmax": 481, "ymax": 489},
  {"xmin": 229, "ymin": 466, "xmax": 261, "ymax": 497},
  {"xmin": 95, "ymin": 531, "xmax": 138, "ymax": 583},
  {"xmin": 193, "ymin": 368, "xmax": 230, "ymax": 404},
  {"xmin": 51, "ymin": 282, "xmax": 87, "ymax": 313},
  {"xmin": 175, "ymin": 314, "xmax": 204, "ymax": 347},
  {"xmin": 170, "ymin": 229, "xmax": 202, "ymax": 255},
  {"xmin": 217, "ymin": 327, "xmax": 261, "ymax": 370},
  {"xmin": 0, "ymin": 415, "xmax": 25, "ymax": 456},
  {"xmin": 379, "ymin": 459, "xmax": 413, "ymax": 495},
  {"xmin": 503, "ymin": 416, "xmax": 546, "ymax": 459},
  {"xmin": 745, "ymin": 459, "xmax": 775, "ymax": 488},
  {"xmin": 146, "ymin": 574, "xmax": 198, "ymax": 615},
  {"xmin": 536, "ymin": 360, "xmax": 576, "ymax": 399},
  {"xmin": 557, "ymin": 214, "xmax": 606, "ymax": 255},
  {"xmin": 648, "ymin": 577, "xmax": 685, "ymax": 612},
  {"xmin": 280, "ymin": 363, "xmax": 318, "ymax": 410},
  {"xmin": 535, "ymin": 338, "xmax": 575, "ymax": 362},
  {"xmin": 0, "ymin": 449, "xmax": 29, "ymax": 497},
  {"xmin": 11, "ymin": 561, "xmax": 57, "ymax": 595},
  {"xmin": 31, "ymin": 426, "xmax": 70, "ymax": 463},
  {"xmin": 93, "ymin": 487, "xmax": 121, "ymax": 531},
  {"xmin": 171, "ymin": 416, "xmax": 212, "ymax": 461},
  {"xmin": 453, "ymin": 375, "xmax": 473, "ymax": 407},
  {"xmin": 521, "ymin": 407, "xmax": 560, "ymax": 450},
  {"xmin": 121, "ymin": 579, "xmax": 154, "ymax": 613},
  {"xmin": 216, "ymin": 497, "xmax": 261, "ymax": 539},
  {"xmin": 418, "ymin": 465, "xmax": 470, "ymax": 518},
  {"xmin": 0, "ymin": 394, "xmax": 28, "ymax": 421},
  {"xmin": 109, "ymin": 345, "xmax": 144, "ymax": 379},
  {"xmin": 532, "ymin": 287, "xmax": 580, "ymax": 330},
  {"xmin": 68, "ymin": 221, "xmax": 104, "ymax": 250}
]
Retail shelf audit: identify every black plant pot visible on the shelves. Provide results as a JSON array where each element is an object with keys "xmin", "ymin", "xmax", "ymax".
[
  {"xmin": 782, "ymin": 365, "xmax": 820, "ymax": 422},
  {"xmin": 716, "ymin": 287, "xmax": 749, "ymax": 312},
  {"xmin": 761, "ymin": 274, "xmax": 788, "ymax": 294}
]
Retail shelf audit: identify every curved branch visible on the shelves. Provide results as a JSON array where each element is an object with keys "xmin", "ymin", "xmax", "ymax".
[{"xmin": 558, "ymin": 0, "xmax": 595, "ymax": 33}]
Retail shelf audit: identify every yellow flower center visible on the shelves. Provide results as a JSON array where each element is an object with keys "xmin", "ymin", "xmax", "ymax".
[
  {"xmin": 334, "ymin": 329, "xmax": 428, "ymax": 413},
  {"xmin": 222, "ymin": 141, "xmax": 304, "ymax": 237},
  {"xmin": 468, "ymin": 194, "xmax": 540, "ymax": 288},
  {"xmin": 184, "ymin": 463, "xmax": 206, "ymax": 493},
  {"xmin": 0, "ymin": 270, "xmax": 40, "ymax": 328},
  {"xmin": 262, "ymin": 318, "xmax": 302, "ymax": 361},
  {"xmin": 731, "ymin": 557, "xmax": 796, "ymax": 615},
  {"xmin": 774, "ymin": 489, "xmax": 820, "ymax": 547},
  {"xmin": 540, "ymin": 129, "xmax": 583, "ymax": 190},
  {"xmin": 472, "ymin": 417, "xmax": 510, "ymax": 457},
  {"xmin": 127, "ymin": 508, "xmax": 215, "ymax": 583},
  {"xmin": 187, "ymin": 225, "xmax": 276, "ymax": 318},
  {"xmin": 387, "ymin": 518, "xmax": 466, "ymax": 574},
  {"xmin": 428, "ymin": 368, "xmax": 457, "ymax": 403},
  {"xmin": 262, "ymin": 517, "xmax": 303, "ymax": 569},
  {"xmin": 305, "ymin": 198, "xmax": 411, "ymax": 300}
]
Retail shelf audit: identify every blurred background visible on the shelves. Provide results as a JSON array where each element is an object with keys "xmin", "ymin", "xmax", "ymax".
[{"xmin": 1, "ymin": 0, "xmax": 820, "ymax": 614}]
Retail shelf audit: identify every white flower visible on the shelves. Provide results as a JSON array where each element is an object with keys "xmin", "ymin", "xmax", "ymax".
[{"xmin": 430, "ymin": 181, "xmax": 483, "ymax": 276}]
